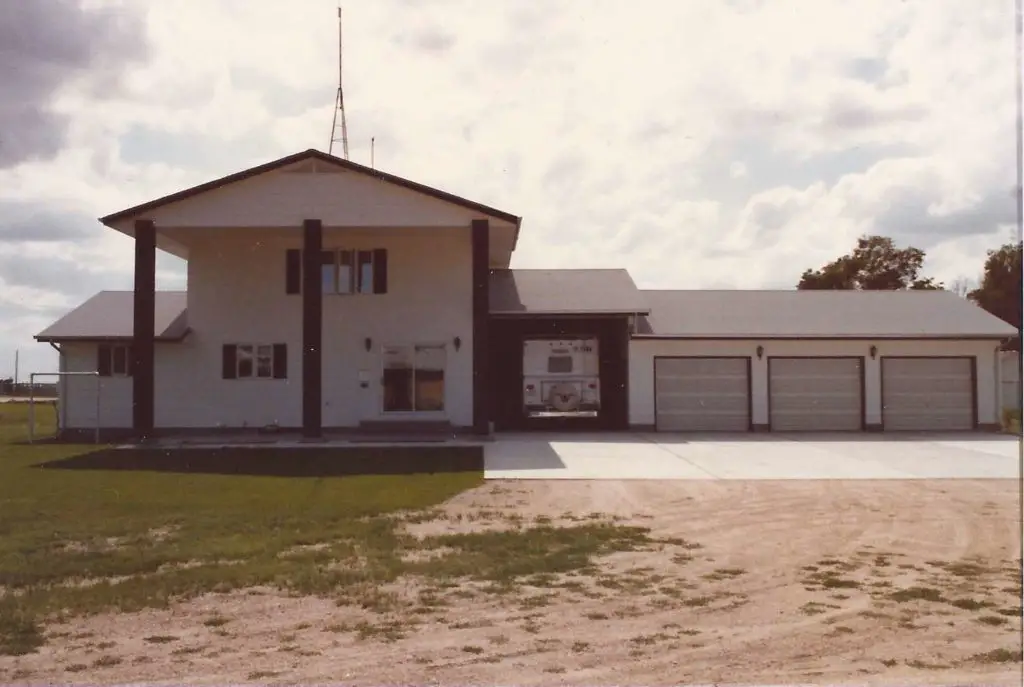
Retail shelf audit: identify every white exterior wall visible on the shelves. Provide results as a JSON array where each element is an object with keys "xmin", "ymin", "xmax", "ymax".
[
  {"xmin": 630, "ymin": 338, "xmax": 1003, "ymax": 428},
  {"xmin": 149, "ymin": 227, "xmax": 474, "ymax": 429},
  {"xmin": 61, "ymin": 342, "xmax": 132, "ymax": 429}
]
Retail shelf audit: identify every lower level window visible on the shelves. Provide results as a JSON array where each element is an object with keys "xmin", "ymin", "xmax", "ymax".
[
  {"xmin": 98, "ymin": 344, "xmax": 132, "ymax": 377},
  {"xmin": 222, "ymin": 343, "xmax": 287, "ymax": 380},
  {"xmin": 382, "ymin": 344, "xmax": 445, "ymax": 412}
]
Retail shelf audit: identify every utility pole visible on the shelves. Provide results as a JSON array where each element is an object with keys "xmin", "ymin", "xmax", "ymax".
[{"xmin": 14, "ymin": 349, "xmax": 18, "ymax": 386}]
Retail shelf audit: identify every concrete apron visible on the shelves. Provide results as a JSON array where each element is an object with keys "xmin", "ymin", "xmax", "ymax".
[{"xmin": 485, "ymin": 432, "xmax": 1022, "ymax": 480}]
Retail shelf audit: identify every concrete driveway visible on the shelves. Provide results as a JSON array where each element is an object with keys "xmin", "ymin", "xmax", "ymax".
[{"xmin": 485, "ymin": 432, "xmax": 1021, "ymax": 480}]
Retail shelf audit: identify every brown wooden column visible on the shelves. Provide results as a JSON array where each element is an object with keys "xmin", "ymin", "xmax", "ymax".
[
  {"xmin": 132, "ymin": 218, "xmax": 156, "ymax": 438},
  {"xmin": 471, "ymin": 219, "xmax": 490, "ymax": 434},
  {"xmin": 302, "ymin": 219, "xmax": 323, "ymax": 438}
]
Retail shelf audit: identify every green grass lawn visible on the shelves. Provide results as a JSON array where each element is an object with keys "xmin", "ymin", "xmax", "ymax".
[{"xmin": 0, "ymin": 403, "xmax": 657, "ymax": 656}]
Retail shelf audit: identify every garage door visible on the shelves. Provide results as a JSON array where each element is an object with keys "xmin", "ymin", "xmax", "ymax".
[
  {"xmin": 882, "ymin": 357, "xmax": 974, "ymax": 431},
  {"xmin": 655, "ymin": 357, "xmax": 750, "ymax": 431},
  {"xmin": 769, "ymin": 357, "xmax": 863, "ymax": 431}
]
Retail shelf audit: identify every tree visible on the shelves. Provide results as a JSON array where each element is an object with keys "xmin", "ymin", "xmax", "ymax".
[
  {"xmin": 797, "ymin": 235, "xmax": 944, "ymax": 291},
  {"xmin": 968, "ymin": 241, "xmax": 1022, "ymax": 350},
  {"xmin": 948, "ymin": 276, "xmax": 976, "ymax": 298}
]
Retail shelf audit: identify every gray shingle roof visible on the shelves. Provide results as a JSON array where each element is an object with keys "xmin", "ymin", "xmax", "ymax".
[
  {"xmin": 490, "ymin": 269, "xmax": 649, "ymax": 315},
  {"xmin": 635, "ymin": 289, "xmax": 1019, "ymax": 339},
  {"xmin": 35, "ymin": 291, "xmax": 189, "ymax": 342}
]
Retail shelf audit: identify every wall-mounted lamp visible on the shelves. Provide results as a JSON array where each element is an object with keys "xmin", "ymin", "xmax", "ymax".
[
  {"xmin": 869, "ymin": 345, "xmax": 878, "ymax": 360},
  {"xmin": 453, "ymin": 336, "xmax": 462, "ymax": 352},
  {"xmin": 364, "ymin": 337, "xmax": 373, "ymax": 352},
  {"xmin": 756, "ymin": 345, "xmax": 764, "ymax": 360}
]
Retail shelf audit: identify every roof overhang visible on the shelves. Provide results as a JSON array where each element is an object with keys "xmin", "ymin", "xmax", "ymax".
[
  {"xmin": 630, "ymin": 334, "xmax": 1014, "ymax": 341},
  {"xmin": 99, "ymin": 149, "xmax": 523, "ymax": 265},
  {"xmin": 34, "ymin": 329, "xmax": 192, "ymax": 344}
]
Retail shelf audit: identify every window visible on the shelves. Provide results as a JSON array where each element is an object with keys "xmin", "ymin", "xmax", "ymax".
[
  {"xmin": 321, "ymin": 250, "xmax": 336, "ymax": 294},
  {"xmin": 357, "ymin": 250, "xmax": 374, "ymax": 294},
  {"xmin": 97, "ymin": 344, "xmax": 132, "ymax": 377},
  {"xmin": 547, "ymin": 355, "xmax": 574, "ymax": 374},
  {"xmin": 382, "ymin": 344, "xmax": 446, "ymax": 413},
  {"xmin": 291, "ymin": 248, "xmax": 387, "ymax": 295},
  {"xmin": 222, "ymin": 344, "xmax": 287, "ymax": 380}
]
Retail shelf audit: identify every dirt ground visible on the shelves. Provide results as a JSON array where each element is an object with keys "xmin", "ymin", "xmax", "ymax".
[{"xmin": 3, "ymin": 478, "xmax": 1022, "ymax": 685}]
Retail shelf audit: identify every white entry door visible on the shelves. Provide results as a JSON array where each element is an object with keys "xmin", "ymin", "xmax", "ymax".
[{"xmin": 381, "ymin": 344, "xmax": 447, "ymax": 415}]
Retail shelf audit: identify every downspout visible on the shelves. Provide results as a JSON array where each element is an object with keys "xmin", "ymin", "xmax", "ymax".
[
  {"xmin": 995, "ymin": 343, "xmax": 1003, "ymax": 428},
  {"xmin": 48, "ymin": 341, "xmax": 64, "ymax": 435}
]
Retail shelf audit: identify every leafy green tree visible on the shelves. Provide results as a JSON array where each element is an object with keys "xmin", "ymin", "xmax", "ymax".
[
  {"xmin": 798, "ymin": 235, "xmax": 944, "ymax": 290},
  {"xmin": 968, "ymin": 241, "xmax": 1022, "ymax": 350}
]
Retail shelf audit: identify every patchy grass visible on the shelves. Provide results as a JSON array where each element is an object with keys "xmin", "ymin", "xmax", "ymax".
[
  {"xmin": 889, "ymin": 587, "xmax": 946, "ymax": 603},
  {"xmin": 975, "ymin": 615, "xmax": 1008, "ymax": 626},
  {"xmin": 92, "ymin": 654, "xmax": 122, "ymax": 668},
  {"xmin": 0, "ymin": 601, "xmax": 45, "ymax": 656},
  {"xmin": 202, "ymin": 614, "xmax": 230, "ymax": 628},
  {"xmin": 247, "ymin": 670, "xmax": 280, "ymax": 680},
  {"xmin": 949, "ymin": 598, "xmax": 994, "ymax": 611},
  {"xmin": 143, "ymin": 635, "xmax": 178, "ymax": 644},
  {"xmin": 971, "ymin": 648, "xmax": 1024, "ymax": 664}
]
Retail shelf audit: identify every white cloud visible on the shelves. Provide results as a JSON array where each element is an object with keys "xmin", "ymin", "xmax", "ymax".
[{"xmin": 0, "ymin": 0, "xmax": 1018, "ymax": 377}]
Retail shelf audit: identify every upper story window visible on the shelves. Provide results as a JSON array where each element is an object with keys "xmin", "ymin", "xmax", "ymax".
[
  {"xmin": 288, "ymin": 248, "xmax": 387, "ymax": 295},
  {"xmin": 97, "ymin": 344, "xmax": 132, "ymax": 377}
]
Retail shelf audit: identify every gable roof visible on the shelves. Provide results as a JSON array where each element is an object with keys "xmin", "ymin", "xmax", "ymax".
[
  {"xmin": 35, "ymin": 291, "xmax": 189, "ymax": 343},
  {"xmin": 490, "ymin": 269, "xmax": 649, "ymax": 315},
  {"xmin": 99, "ymin": 148, "xmax": 522, "ymax": 245},
  {"xmin": 635, "ymin": 289, "xmax": 1019, "ymax": 339}
]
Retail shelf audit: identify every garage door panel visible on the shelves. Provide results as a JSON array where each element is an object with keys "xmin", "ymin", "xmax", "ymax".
[
  {"xmin": 882, "ymin": 357, "xmax": 973, "ymax": 431},
  {"xmin": 769, "ymin": 357, "xmax": 863, "ymax": 432},
  {"xmin": 655, "ymin": 358, "xmax": 750, "ymax": 432}
]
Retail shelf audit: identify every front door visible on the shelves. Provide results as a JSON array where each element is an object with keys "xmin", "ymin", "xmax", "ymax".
[{"xmin": 381, "ymin": 344, "xmax": 447, "ymax": 416}]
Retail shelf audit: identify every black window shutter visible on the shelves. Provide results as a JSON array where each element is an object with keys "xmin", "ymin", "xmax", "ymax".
[
  {"xmin": 126, "ymin": 345, "xmax": 135, "ymax": 377},
  {"xmin": 222, "ymin": 344, "xmax": 237, "ymax": 379},
  {"xmin": 373, "ymin": 249, "xmax": 388, "ymax": 294},
  {"xmin": 273, "ymin": 344, "xmax": 287, "ymax": 379},
  {"xmin": 285, "ymin": 249, "xmax": 302, "ymax": 294},
  {"xmin": 97, "ymin": 345, "xmax": 112, "ymax": 377}
]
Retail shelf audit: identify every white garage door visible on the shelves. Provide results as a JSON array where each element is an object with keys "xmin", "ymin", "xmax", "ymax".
[
  {"xmin": 882, "ymin": 357, "xmax": 974, "ymax": 431},
  {"xmin": 655, "ymin": 357, "xmax": 750, "ymax": 431},
  {"xmin": 769, "ymin": 357, "xmax": 863, "ymax": 431}
]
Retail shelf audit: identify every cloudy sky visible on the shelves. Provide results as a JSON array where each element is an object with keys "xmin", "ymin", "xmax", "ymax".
[{"xmin": 0, "ymin": 0, "xmax": 1020, "ymax": 378}]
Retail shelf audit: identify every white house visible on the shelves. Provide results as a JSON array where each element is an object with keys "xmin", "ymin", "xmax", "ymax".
[{"xmin": 35, "ymin": 149, "xmax": 1018, "ymax": 439}]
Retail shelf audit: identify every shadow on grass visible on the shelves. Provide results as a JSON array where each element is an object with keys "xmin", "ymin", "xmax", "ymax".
[{"xmin": 34, "ymin": 445, "xmax": 484, "ymax": 477}]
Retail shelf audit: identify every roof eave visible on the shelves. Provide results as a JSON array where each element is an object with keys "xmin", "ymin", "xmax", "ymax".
[
  {"xmin": 490, "ymin": 309, "xmax": 651, "ymax": 317},
  {"xmin": 34, "ymin": 328, "xmax": 192, "ymax": 344},
  {"xmin": 99, "ymin": 149, "xmax": 522, "ymax": 229},
  {"xmin": 631, "ymin": 333, "xmax": 1015, "ymax": 340}
]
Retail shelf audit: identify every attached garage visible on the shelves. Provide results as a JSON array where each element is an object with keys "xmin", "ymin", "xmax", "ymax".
[
  {"xmin": 654, "ymin": 357, "xmax": 751, "ymax": 431},
  {"xmin": 768, "ymin": 357, "xmax": 864, "ymax": 431},
  {"xmin": 881, "ymin": 357, "xmax": 976, "ymax": 431}
]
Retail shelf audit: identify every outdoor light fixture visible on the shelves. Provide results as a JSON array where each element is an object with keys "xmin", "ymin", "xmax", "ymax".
[
  {"xmin": 756, "ymin": 345, "xmax": 764, "ymax": 360},
  {"xmin": 870, "ymin": 345, "xmax": 878, "ymax": 359},
  {"xmin": 453, "ymin": 336, "xmax": 462, "ymax": 351},
  {"xmin": 364, "ymin": 337, "xmax": 372, "ymax": 352}
]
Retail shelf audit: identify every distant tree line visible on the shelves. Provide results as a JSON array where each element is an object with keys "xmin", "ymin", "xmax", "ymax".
[
  {"xmin": 797, "ymin": 235, "xmax": 1022, "ymax": 350},
  {"xmin": 0, "ymin": 379, "xmax": 59, "ymax": 397}
]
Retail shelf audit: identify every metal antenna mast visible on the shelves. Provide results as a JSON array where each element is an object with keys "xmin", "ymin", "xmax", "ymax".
[{"xmin": 329, "ymin": 4, "xmax": 349, "ymax": 159}]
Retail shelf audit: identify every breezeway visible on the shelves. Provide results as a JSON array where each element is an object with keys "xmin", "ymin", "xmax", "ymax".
[{"xmin": 485, "ymin": 433, "xmax": 1021, "ymax": 480}]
